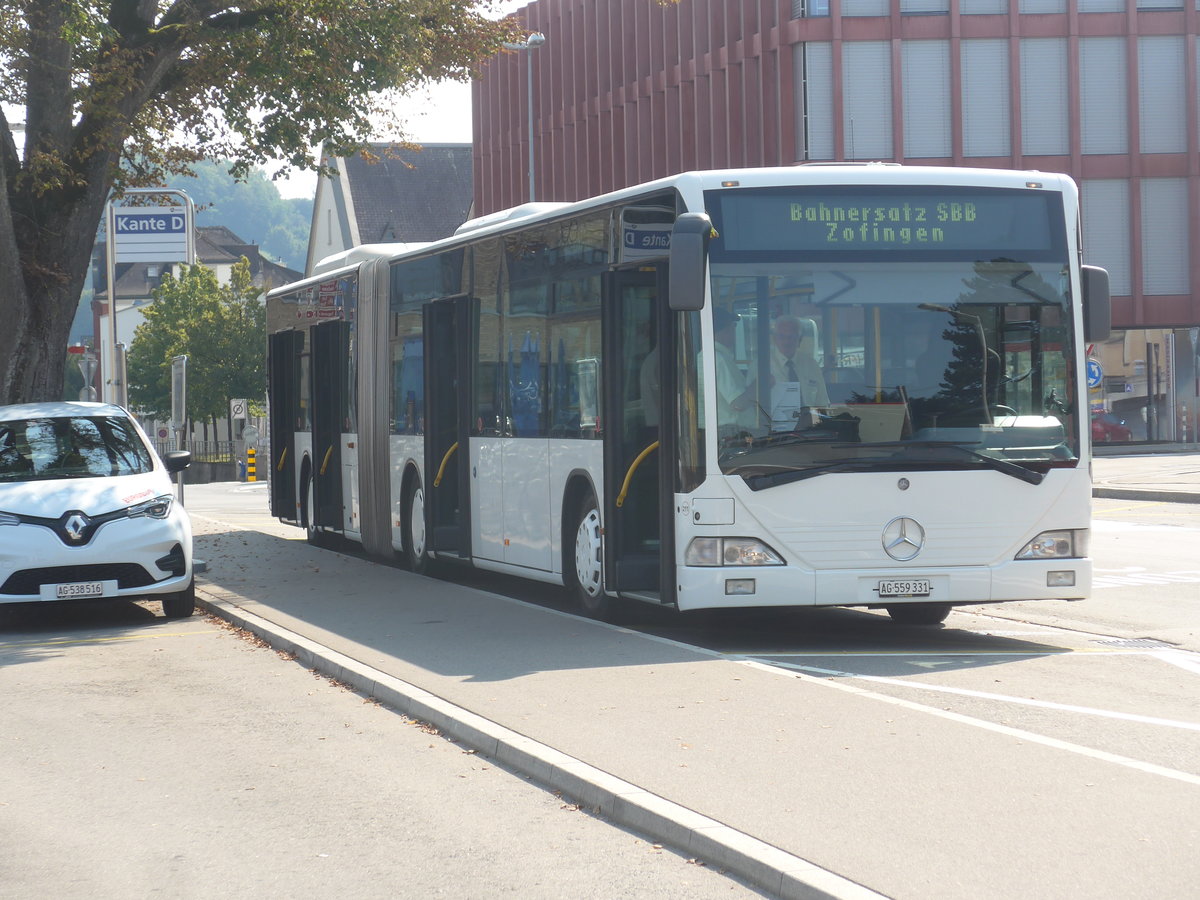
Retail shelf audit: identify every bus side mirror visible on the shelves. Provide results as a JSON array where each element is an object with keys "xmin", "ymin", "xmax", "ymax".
[
  {"xmin": 668, "ymin": 212, "xmax": 712, "ymax": 312},
  {"xmin": 1081, "ymin": 265, "xmax": 1111, "ymax": 342}
]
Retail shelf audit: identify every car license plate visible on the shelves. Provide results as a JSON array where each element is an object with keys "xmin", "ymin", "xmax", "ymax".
[
  {"xmin": 55, "ymin": 581, "xmax": 105, "ymax": 599},
  {"xmin": 877, "ymin": 579, "xmax": 932, "ymax": 598}
]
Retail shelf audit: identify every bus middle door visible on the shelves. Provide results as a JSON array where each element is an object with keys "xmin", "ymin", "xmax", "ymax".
[{"xmin": 422, "ymin": 297, "xmax": 471, "ymax": 560}]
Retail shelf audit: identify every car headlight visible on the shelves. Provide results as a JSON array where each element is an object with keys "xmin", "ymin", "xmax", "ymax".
[
  {"xmin": 685, "ymin": 537, "xmax": 785, "ymax": 567},
  {"xmin": 1015, "ymin": 529, "xmax": 1087, "ymax": 560},
  {"xmin": 127, "ymin": 494, "xmax": 174, "ymax": 520}
]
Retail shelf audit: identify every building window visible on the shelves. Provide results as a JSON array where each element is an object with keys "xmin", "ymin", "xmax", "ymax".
[
  {"xmin": 961, "ymin": 0, "xmax": 1007, "ymax": 11},
  {"xmin": 1020, "ymin": 39, "xmax": 1068, "ymax": 156},
  {"xmin": 1080, "ymin": 37, "xmax": 1128, "ymax": 155},
  {"xmin": 842, "ymin": 0, "xmax": 889, "ymax": 16},
  {"xmin": 1139, "ymin": 36, "xmax": 1187, "ymax": 154},
  {"xmin": 902, "ymin": 41, "xmax": 951, "ymax": 158},
  {"xmin": 1081, "ymin": 180, "xmax": 1131, "ymax": 297},
  {"xmin": 1141, "ymin": 179, "xmax": 1189, "ymax": 295},
  {"xmin": 796, "ymin": 43, "xmax": 834, "ymax": 161},
  {"xmin": 962, "ymin": 39, "xmax": 1011, "ymax": 157},
  {"xmin": 842, "ymin": 41, "xmax": 893, "ymax": 160}
]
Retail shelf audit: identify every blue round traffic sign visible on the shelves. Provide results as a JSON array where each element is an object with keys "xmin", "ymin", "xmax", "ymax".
[{"xmin": 1086, "ymin": 358, "xmax": 1103, "ymax": 389}]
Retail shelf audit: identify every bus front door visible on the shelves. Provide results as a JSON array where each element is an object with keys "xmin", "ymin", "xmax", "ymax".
[
  {"xmin": 602, "ymin": 267, "xmax": 673, "ymax": 602},
  {"xmin": 268, "ymin": 329, "xmax": 305, "ymax": 524},
  {"xmin": 423, "ymin": 297, "xmax": 471, "ymax": 559},
  {"xmin": 309, "ymin": 319, "xmax": 349, "ymax": 532}
]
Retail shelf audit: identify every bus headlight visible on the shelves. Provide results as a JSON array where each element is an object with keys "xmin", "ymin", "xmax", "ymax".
[
  {"xmin": 685, "ymin": 537, "xmax": 784, "ymax": 567},
  {"xmin": 1015, "ymin": 529, "xmax": 1087, "ymax": 560}
]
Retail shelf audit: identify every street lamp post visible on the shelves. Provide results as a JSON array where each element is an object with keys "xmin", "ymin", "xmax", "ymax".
[{"xmin": 501, "ymin": 32, "xmax": 546, "ymax": 202}]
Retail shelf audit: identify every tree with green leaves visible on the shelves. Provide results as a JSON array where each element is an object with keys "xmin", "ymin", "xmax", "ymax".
[
  {"xmin": 0, "ymin": 0, "xmax": 515, "ymax": 405},
  {"xmin": 127, "ymin": 258, "xmax": 266, "ymax": 432}
]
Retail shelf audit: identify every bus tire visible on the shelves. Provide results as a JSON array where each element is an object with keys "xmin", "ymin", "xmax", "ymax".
[
  {"xmin": 403, "ymin": 477, "xmax": 429, "ymax": 574},
  {"xmin": 569, "ymin": 492, "xmax": 610, "ymax": 619},
  {"xmin": 886, "ymin": 602, "xmax": 953, "ymax": 625},
  {"xmin": 303, "ymin": 474, "xmax": 325, "ymax": 547}
]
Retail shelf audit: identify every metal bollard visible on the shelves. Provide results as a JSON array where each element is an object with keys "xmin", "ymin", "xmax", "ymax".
[{"xmin": 247, "ymin": 448, "xmax": 257, "ymax": 482}]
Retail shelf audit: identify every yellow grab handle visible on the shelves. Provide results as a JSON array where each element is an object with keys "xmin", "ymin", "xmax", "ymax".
[
  {"xmin": 615, "ymin": 441, "xmax": 659, "ymax": 508},
  {"xmin": 320, "ymin": 445, "xmax": 333, "ymax": 476},
  {"xmin": 275, "ymin": 446, "xmax": 288, "ymax": 471},
  {"xmin": 434, "ymin": 441, "xmax": 459, "ymax": 488}
]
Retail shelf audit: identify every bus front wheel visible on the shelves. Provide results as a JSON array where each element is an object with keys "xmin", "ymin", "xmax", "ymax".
[
  {"xmin": 404, "ymin": 478, "xmax": 429, "ymax": 574},
  {"xmin": 569, "ymin": 493, "xmax": 609, "ymax": 619},
  {"xmin": 886, "ymin": 603, "xmax": 953, "ymax": 625}
]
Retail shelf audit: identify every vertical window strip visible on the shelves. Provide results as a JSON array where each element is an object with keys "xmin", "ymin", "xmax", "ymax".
[
  {"xmin": 797, "ymin": 43, "xmax": 835, "ymax": 160},
  {"xmin": 842, "ymin": 42, "xmax": 894, "ymax": 160},
  {"xmin": 1080, "ymin": 37, "xmax": 1128, "ymax": 155},
  {"xmin": 1020, "ymin": 38, "xmax": 1069, "ymax": 156},
  {"xmin": 902, "ymin": 41, "xmax": 951, "ymax": 158},
  {"xmin": 961, "ymin": 39, "xmax": 1011, "ymax": 157},
  {"xmin": 1081, "ymin": 180, "xmax": 1132, "ymax": 296},
  {"xmin": 1141, "ymin": 179, "xmax": 1189, "ymax": 295},
  {"xmin": 1138, "ymin": 36, "xmax": 1186, "ymax": 154}
]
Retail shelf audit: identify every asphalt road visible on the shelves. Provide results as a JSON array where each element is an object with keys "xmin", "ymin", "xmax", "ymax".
[{"xmin": 0, "ymin": 598, "xmax": 763, "ymax": 899}]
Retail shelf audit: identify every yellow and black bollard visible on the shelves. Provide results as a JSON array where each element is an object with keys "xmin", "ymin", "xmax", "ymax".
[{"xmin": 246, "ymin": 447, "xmax": 257, "ymax": 482}]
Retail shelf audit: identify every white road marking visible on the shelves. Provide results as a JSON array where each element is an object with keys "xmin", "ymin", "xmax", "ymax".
[
  {"xmin": 738, "ymin": 658, "xmax": 1200, "ymax": 787},
  {"xmin": 753, "ymin": 659, "xmax": 1200, "ymax": 732}
]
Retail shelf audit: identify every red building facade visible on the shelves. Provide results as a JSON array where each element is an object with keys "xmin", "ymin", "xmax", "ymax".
[{"xmin": 473, "ymin": 0, "xmax": 1200, "ymax": 442}]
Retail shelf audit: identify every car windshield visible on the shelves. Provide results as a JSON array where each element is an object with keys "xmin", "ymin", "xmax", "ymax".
[{"xmin": 0, "ymin": 415, "xmax": 155, "ymax": 482}]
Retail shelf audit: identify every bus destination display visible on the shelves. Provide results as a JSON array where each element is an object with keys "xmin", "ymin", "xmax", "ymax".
[{"xmin": 711, "ymin": 188, "xmax": 1061, "ymax": 256}]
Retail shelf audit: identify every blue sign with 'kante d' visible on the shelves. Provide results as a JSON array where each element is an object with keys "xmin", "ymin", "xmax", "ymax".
[{"xmin": 113, "ymin": 206, "xmax": 189, "ymax": 263}]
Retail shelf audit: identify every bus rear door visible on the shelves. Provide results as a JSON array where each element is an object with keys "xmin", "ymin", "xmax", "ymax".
[
  {"xmin": 309, "ymin": 319, "xmax": 350, "ymax": 533},
  {"xmin": 268, "ymin": 329, "xmax": 305, "ymax": 524}
]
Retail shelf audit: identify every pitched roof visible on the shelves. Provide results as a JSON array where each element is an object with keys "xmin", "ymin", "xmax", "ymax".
[{"xmin": 343, "ymin": 143, "xmax": 473, "ymax": 243}]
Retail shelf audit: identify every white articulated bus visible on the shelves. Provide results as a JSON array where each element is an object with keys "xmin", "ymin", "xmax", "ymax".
[{"xmin": 266, "ymin": 164, "xmax": 1110, "ymax": 624}]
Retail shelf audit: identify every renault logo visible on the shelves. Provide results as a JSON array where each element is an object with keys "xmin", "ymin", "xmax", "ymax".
[
  {"xmin": 882, "ymin": 516, "xmax": 925, "ymax": 561},
  {"xmin": 64, "ymin": 513, "xmax": 90, "ymax": 542}
]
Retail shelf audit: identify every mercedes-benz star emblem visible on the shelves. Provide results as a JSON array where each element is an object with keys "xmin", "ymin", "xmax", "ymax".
[
  {"xmin": 882, "ymin": 516, "xmax": 925, "ymax": 561},
  {"xmin": 65, "ymin": 513, "xmax": 90, "ymax": 542}
]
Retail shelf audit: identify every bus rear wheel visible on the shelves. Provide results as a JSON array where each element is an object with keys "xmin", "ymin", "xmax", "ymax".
[
  {"xmin": 886, "ymin": 602, "xmax": 953, "ymax": 625},
  {"xmin": 403, "ymin": 478, "xmax": 429, "ymax": 574},
  {"xmin": 569, "ymin": 493, "xmax": 610, "ymax": 619}
]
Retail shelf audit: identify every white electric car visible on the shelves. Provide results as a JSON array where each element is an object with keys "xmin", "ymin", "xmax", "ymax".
[{"xmin": 0, "ymin": 401, "xmax": 194, "ymax": 617}]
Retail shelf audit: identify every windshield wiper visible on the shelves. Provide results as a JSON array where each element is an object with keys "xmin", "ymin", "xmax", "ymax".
[
  {"xmin": 854, "ymin": 440, "xmax": 1045, "ymax": 485},
  {"xmin": 742, "ymin": 459, "xmax": 884, "ymax": 491}
]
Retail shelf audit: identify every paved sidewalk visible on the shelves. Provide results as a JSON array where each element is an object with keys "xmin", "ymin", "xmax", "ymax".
[{"xmin": 1091, "ymin": 450, "xmax": 1200, "ymax": 503}]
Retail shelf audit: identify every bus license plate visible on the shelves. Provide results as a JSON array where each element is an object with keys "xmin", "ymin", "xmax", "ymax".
[
  {"xmin": 55, "ymin": 581, "xmax": 105, "ymax": 599},
  {"xmin": 877, "ymin": 579, "xmax": 932, "ymax": 598}
]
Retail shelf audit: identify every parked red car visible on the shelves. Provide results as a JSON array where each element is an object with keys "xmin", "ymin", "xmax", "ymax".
[{"xmin": 1091, "ymin": 412, "xmax": 1132, "ymax": 442}]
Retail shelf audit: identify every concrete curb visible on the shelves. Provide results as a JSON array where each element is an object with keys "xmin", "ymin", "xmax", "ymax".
[
  {"xmin": 1093, "ymin": 488, "xmax": 1200, "ymax": 504},
  {"xmin": 196, "ymin": 591, "xmax": 885, "ymax": 900}
]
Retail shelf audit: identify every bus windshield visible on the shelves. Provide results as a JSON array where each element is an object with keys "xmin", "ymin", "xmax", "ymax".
[{"xmin": 703, "ymin": 185, "xmax": 1078, "ymax": 483}]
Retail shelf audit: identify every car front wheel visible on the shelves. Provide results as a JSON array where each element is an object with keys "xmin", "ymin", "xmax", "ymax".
[{"xmin": 161, "ymin": 577, "xmax": 196, "ymax": 618}]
